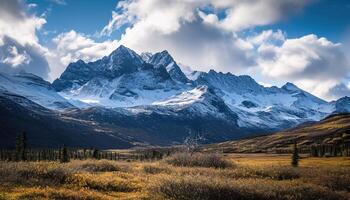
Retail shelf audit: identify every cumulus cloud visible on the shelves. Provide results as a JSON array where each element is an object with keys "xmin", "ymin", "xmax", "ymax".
[
  {"xmin": 0, "ymin": 0, "xmax": 50, "ymax": 79},
  {"xmin": 2, "ymin": 46, "xmax": 30, "ymax": 67},
  {"xmin": 257, "ymin": 34, "xmax": 350, "ymax": 100},
  {"xmin": 96, "ymin": 0, "xmax": 314, "ymax": 74},
  {"xmin": 95, "ymin": 0, "xmax": 350, "ymax": 100},
  {"xmin": 199, "ymin": 0, "xmax": 312, "ymax": 32},
  {"xmin": 47, "ymin": 30, "xmax": 119, "ymax": 80}
]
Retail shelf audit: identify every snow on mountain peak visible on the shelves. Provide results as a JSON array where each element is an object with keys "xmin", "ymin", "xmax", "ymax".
[
  {"xmin": 107, "ymin": 45, "xmax": 143, "ymax": 66},
  {"xmin": 147, "ymin": 50, "xmax": 189, "ymax": 83},
  {"xmin": 148, "ymin": 50, "xmax": 174, "ymax": 67},
  {"xmin": 140, "ymin": 52, "xmax": 153, "ymax": 62},
  {"xmin": 178, "ymin": 63, "xmax": 204, "ymax": 81},
  {"xmin": 282, "ymin": 82, "xmax": 300, "ymax": 92}
]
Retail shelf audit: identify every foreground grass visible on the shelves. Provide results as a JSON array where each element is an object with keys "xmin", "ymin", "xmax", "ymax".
[{"xmin": 0, "ymin": 154, "xmax": 349, "ymax": 200}]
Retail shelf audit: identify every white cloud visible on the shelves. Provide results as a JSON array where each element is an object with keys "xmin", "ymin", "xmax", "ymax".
[
  {"xmin": 97, "ymin": 0, "xmax": 314, "ymax": 74},
  {"xmin": 257, "ymin": 34, "xmax": 350, "ymax": 100},
  {"xmin": 0, "ymin": 0, "xmax": 50, "ymax": 79},
  {"xmin": 247, "ymin": 29, "xmax": 285, "ymax": 45},
  {"xmin": 199, "ymin": 0, "xmax": 311, "ymax": 32},
  {"xmin": 2, "ymin": 46, "xmax": 30, "ymax": 67},
  {"xmin": 103, "ymin": 0, "xmax": 313, "ymax": 36},
  {"xmin": 48, "ymin": 30, "xmax": 119, "ymax": 80}
]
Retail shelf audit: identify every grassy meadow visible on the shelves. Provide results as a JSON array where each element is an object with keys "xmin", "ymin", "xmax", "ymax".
[{"xmin": 0, "ymin": 153, "xmax": 349, "ymax": 200}]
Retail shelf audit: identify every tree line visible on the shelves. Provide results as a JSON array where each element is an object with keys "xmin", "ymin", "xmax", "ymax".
[{"xmin": 0, "ymin": 132, "xmax": 175, "ymax": 162}]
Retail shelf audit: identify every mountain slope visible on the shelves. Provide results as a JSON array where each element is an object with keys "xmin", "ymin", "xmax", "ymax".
[
  {"xmin": 0, "ymin": 72, "xmax": 73, "ymax": 110},
  {"xmin": 0, "ymin": 92, "xmax": 138, "ymax": 148},
  {"xmin": 204, "ymin": 113, "xmax": 350, "ymax": 153},
  {"xmin": 194, "ymin": 70, "xmax": 330, "ymax": 129}
]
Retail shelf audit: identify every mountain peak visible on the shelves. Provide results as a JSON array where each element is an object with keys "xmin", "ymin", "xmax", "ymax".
[
  {"xmin": 140, "ymin": 52, "xmax": 153, "ymax": 62},
  {"xmin": 147, "ymin": 50, "xmax": 189, "ymax": 83},
  {"xmin": 160, "ymin": 50, "xmax": 170, "ymax": 55},
  {"xmin": 148, "ymin": 50, "xmax": 174, "ymax": 66},
  {"xmin": 334, "ymin": 96, "xmax": 350, "ymax": 113},
  {"xmin": 106, "ymin": 45, "xmax": 144, "ymax": 70},
  {"xmin": 76, "ymin": 59, "xmax": 85, "ymax": 64},
  {"xmin": 338, "ymin": 96, "xmax": 350, "ymax": 100},
  {"xmin": 282, "ymin": 82, "xmax": 300, "ymax": 91},
  {"xmin": 109, "ymin": 45, "xmax": 139, "ymax": 58}
]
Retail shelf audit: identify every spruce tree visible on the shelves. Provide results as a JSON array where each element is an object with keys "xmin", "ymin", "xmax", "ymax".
[
  {"xmin": 60, "ymin": 145, "xmax": 70, "ymax": 163},
  {"xmin": 15, "ymin": 132, "xmax": 27, "ymax": 161},
  {"xmin": 20, "ymin": 132, "xmax": 27, "ymax": 161},
  {"xmin": 291, "ymin": 140, "xmax": 299, "ymax": 167},
  {"xmin": 15, "ymin": 134, "xmax": 21, "ymax": 161},
  {"xmin": 92, "ymin": 148, "xmax": 99, "ymax": 159}
]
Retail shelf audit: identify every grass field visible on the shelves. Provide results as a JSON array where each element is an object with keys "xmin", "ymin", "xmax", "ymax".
[{"xmin": 0, "ymin": 153, "xmax": 349, "ymax": 200}]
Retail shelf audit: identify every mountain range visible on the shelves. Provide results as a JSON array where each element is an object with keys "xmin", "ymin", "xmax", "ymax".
[{"xmin": 1, "ymin": 45, "xmax": 349, "ymax": 148}]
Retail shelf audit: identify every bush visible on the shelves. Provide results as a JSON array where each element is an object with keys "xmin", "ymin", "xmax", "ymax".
[
  {"xmin": 143, "ymin": 164, "xmax": 169, "ymax": 174},
  {"xmin": 0, "ymin": 193, "xmax": 9, "ymax": 200},
  {"xmin": 312, "ymin": 173, "xmax": 350, "ymax": 192},
  {"xmin": 150, "ymin": 175, "xmax": 347, "ymax": 200},
  {"xmin": 68, "ymin": 172, "xmax": 139, "ymax": 192},
  {"xmin": 252, "ymin": 165, "xmax": 300, "ymax": 180},
  {"xmin": 70, "ymin": 160, "xmax": 120, "ymax": 172},
  {"xmin": 166, "ymin": 153, "xmax": 232, "ymax": 168},
  {"xmin": 0, "ymin": 162, "xmax": 72, "ymax": 186},
  {"xmin": 16, "ymin": 187, "xmax": 114, "ymax": 200}
]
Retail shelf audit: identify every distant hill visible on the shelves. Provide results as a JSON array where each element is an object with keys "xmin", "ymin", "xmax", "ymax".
[{"xmin": 203, "ymin": 113, "xmax": 350, "ymax": 153}]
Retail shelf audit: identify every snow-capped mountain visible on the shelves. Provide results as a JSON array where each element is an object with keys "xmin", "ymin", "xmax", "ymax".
[
  {"xmin": 0, "ymin": 72, "xmax": 73, "ymax": 110},
  {"xmin": 51, "ymin": 45, "xmax": 347, "ymax": 131},
  {"xmin": 1, "ymin": 45, "xmax": 350, "ymax": 147}
]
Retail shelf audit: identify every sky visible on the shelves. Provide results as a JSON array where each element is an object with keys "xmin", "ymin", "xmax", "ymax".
[{"xmin": 0, "ymin": 0, "xmax": 350, "ymax": 101}]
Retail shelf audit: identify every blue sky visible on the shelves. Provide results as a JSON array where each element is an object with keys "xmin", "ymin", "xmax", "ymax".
[
  {"xmin": 0, "ymin": 0, "xmax": 350, "ymax": 100},
  {"xmin": 28, "ymin": 0, "xmax": 350, "ymax": 44}
]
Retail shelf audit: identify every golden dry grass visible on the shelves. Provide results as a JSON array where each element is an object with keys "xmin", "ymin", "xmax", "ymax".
[{"xmin": 0, "ymin": 154, "xmax": 349, "ymax": 200}]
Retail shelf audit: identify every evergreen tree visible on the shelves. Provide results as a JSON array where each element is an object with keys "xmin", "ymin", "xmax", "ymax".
[
  {"xmin": 291, "ymin": 140, "xmax": 299, "ymax": 167},
  {"xmin": 92, "ymin": 148, "xmax": 99, "ymax": 159},
  {"xmin": 15, "ymin": 132, "xmax": 27, "ymax": 161},
  {"xmin": 60, "ymin": 145, "xmax": 70, "ymax": 163},
  {"xmin": 15, "ymin": 134, "xmax": 21, "ymax": 161},
  {"xmin": 20, "ymin": 132, "xmax": 27, "ymax": 161}
]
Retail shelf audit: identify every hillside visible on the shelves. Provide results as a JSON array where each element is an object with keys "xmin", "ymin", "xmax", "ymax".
[{"xmin": 204, "ymin": 113, "xmax": 350, "ymax": 153}]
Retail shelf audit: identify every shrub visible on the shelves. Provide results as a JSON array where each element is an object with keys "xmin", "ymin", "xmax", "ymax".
[
  {"xmin": 311, "ymin": 172, "xmax": 350, "ymax": 192},
  {"xmin": 143, "ymin": 164, "xmax": 169, "ymax": 174},
  {"xmin": 68, "ymin": 172, "xmax": 139, "ymax": 192},
  {"xmin": 70, "ymin": 160, "xmax": 120, "ymax": 172},
  {"xmin": 166, "ymin": 153, "xmax": 232, "ymax": 168},
  {"xmin": 251, "ymin": 165, "xmax": 300, "ymax": 180},
  {"xmin": 16, "ymin": 187, "xmax": 114, "ymax": 200},
  {"xmin": 0, "ymin": 193, "xmax": 9, "ymax": 200},
  {"xmin": 150, "ymin": 175, "xmax": 347, "ymax": 200},
  {"xmin": 0, "ymin": 162, "xmax": 72, "ymax": 186}
]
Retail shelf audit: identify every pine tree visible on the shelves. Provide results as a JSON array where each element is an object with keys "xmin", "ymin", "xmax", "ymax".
[
  {"xmin": 291, "ymin": 140, "xmax": 299, "ymax": 167},
  {"xmin": 92, "ymin": 148, "xmax": 99, "ymax": 159},
  {"xmin": 15, "ymin": 134, "xmax": 21, "ymax": 161},
  {"xmin": 20, "ymin": 132, "xmax": 27, "ymax": 161},
  {"xmin": 15, "ymin": 132, "xmax": 27, "ymax": 161},
  {"xmin": 60, "ymin": 145, "xmax": 70, "ymax": 163}
]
